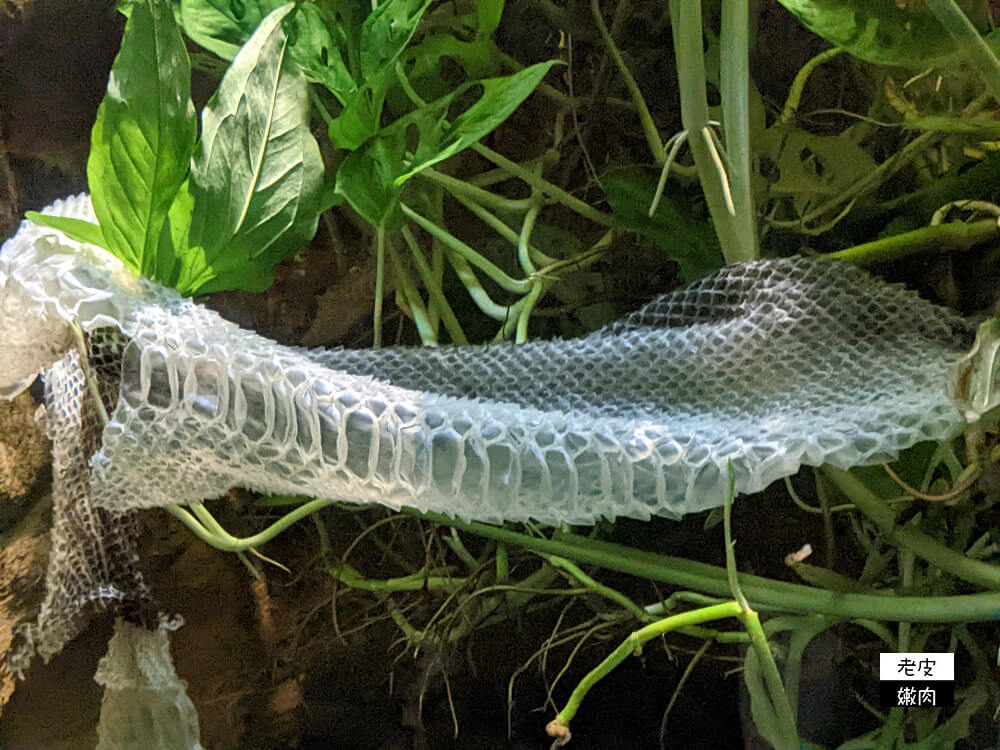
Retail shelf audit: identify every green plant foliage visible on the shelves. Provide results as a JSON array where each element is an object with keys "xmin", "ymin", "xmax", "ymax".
[
  {"xmin": 179, "ymin": 0, "xmax": 272, "ymax": 59},
  {"xmin": 23, "ymin": 213, "xmax": 110, "ymax": 249},
  {"xmin": 31, "ymin": 0, "xmax": 325, "ymax": 296},
  {"xmin": 394, "ymin": 63, "xmax": 560, "ymax": 186},
  {"xmin": 904, "ymin": 114, "xmax": 1000, "ymax": 137},
  {"xmin": 327, "ymin": 0, "xmax": 434, "ymax": 150},
  {"xmin": 776, "ymin": 0, "xmax": 980, "ymax": 68},
  {"xmin": 333, "ymin": 147, "xmax": 401, "ymax": 228},
  {"xmin": 179, "ymin": 3, "xmax": 324, "ymax": 294},
  {"xmin": 180, "ymin": 0, "xmax": 356, "ymax": 98},
  {"xmin": 335, "ymin": 61, "xmax": 560, "ymax": 227},
  {"xmin": 602, "ymin": 167, "xmax": 723, "ymax": 281},
  {"xmin": 757, "ymin": 125, "xmax": 877, "ymax": 217},
  {"xmin": 87, "ymin": 0, "xmax": 196, "ymax": 277}
]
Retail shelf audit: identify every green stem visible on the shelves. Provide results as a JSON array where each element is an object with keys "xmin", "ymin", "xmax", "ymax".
[
  {"xmin": 926, "ymin": 0, "xmax": 1000, "ymax": 104},
  {"xmin": 471, "ymin": 143, "xmax": 617, "ymax": 228},
  {"xmin": 781, "ymin": 617, "xmax": 831, "ymax": 726},
  {"xmin": 549, "ymin": 601, "xmax": 743, "ymax": 730},
  {"xmin": 590, "ymin": 0, "xmax": 664, "ymax": 162},
  {"xmin": 823, "ymin": 218, "xmax": 999, "ymax": 265},
  {"xmin": 670, "ymin": 0, "xmax": 753, "ymax": 263},
  {"xmin": 327, "ymin": 562, "xmax": 460, "ymax": 592},
  {"xmin": 514, "ymin": 281, "xmax": 544, "ymax": 343},
  {"xmin": 420, "ymin": 167, "xmax": 536, "ymax": 212},
  {"xmin": 517, "ymin": 199, "xmax": 542, "ymax": 276},
  {"xmin": 400, "ymin": 225, "xmax": 468, "ymax": 344},
  {"xmin": 387, "ymin": 239, "xmax": 437, "ymax": 345},
  {"xmin": 543, "ymin": 555, "xmax": 650, "ymax": 622},
  {"xmin": 373, "ymin": 225, "xmax": 386, "ymax": 347},
  {"xmin": 720, "ymin": 0, "xmax": 759, "ymax": 258},
  {"xmin": 821, "ymin": 466, "xmax": 1000, "ymax": 591},
  {"xmin": 401, "ymin": 203, "xmax": 532, "ymax": 293},
  {"xmin": 779, "ymin": 48, "xmax": 843, "ymax": 125},
  {"xmin": 446, "ymin": 251, "xmax": 517, "ymax": 321},
  {"xmin": 409, "ymin": 510, "xmax": 1000, "ymax": 622},
  {"xmin": 724, "ymin": 469, "xmax": 799, "ymax": 748},
  {"xmin": 165, "ymin": 499, "xmax": 336, "ymax": 552},
  {"xmin": 741, "ymin": 610, "xmax": 800, "ymax": 750},
  {"xmin": 448, "ymin": 190, "xmax": 557, "ymax": 265}
]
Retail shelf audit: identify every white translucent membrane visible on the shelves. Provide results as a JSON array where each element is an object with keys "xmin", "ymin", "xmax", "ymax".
[
  {"xmin": 95, "ymin": 619, "xmax": 203, "ymax": 750},
  {"xmin": 0, "ymin": 194, "xmax": 975, "ymax": 526}
]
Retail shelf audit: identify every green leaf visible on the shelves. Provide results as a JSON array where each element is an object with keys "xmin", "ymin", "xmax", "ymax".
[
  {"xmin": 25, "ymin": 213, "xmax": 109, "ymax": 249},
  {"xmin": 775, "ymin": 0, "xmax": 977, "ymax": 69},
  {"xmin": 156, "ymin": 178, "xmax": 195, "ymax": 286},
  {"xmin": 327, "ymin": 0, "xmax": 432, "ymax": 149},
  {"xmin": 336, "ymin": 61, "xmax": 557, "ymax": 230},
  {"xmin": 389, "ymin": 60, "xmax": 560, "ymax": 186},
  {"xmin": 284, "ymin": 4, "xmax": 355, "ymax": 99},
  {"xmin": 87, "ymin": 0, "xmax": 196, "ymax": 276},
  {"xmin": 757, "ymin": 126, "xmax": 876, "ymax": 217},
  {"xmin": 603, "ymin": 167, "xmax": 723, "ymax": 281},
  {"xmin": 179, "ymin": 0, "xmax": 356, "ymax": 99},
  {"xmin": 179, "ymin": 0, "xmax": 271, "ymax": 60},
  {"xmin": 476, "ymin": 0, "xmax": 504, "ymax": 36},
  {"xmin": 184, "ymin": 3, "xmax": 324, "ymax": 295},
  {"xmin": 334, "ymin": 143, "xmax": 404, "ymax": 229},
  {"xmin": 359, "ymin": 0, "xmax": 432, "ymax": 80},
  {"xmin": 328, "ymin": 87, "xmax": 383, "ymax": 150},
  {"xmin": 400, "ymin": 33, "xmax": 501, "ymax": 102}
]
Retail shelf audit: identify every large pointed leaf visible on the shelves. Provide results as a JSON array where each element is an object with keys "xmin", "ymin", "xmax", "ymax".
[
  {"xmin": 179, "ymin": 0, "xmax": 356, "ymax": 99},
  {"xmin": 179, "ymin": 0, "xmax": 271, "ymax": 59},
  {"xmin": 184, "ymin": 3, "xmax": 324, "ymax": 295},
  {"xmin": 389, "ymin": 61, "xmax": 560, "ymax": 186},
  {"xmin": 87, "ymin": 0, "xmax": 196, "ymax": 276},
  {"xmin": 776, "ymin": 0, "xmax": 985, "ymax": 69},
  {"xmin": 156, "ymin": 177, "xmax": 195, "ymax": 287}
]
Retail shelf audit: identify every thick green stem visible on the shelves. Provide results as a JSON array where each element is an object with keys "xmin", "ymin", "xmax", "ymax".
[
  {"xmin": 720, "ymin": 0, "xmax": 759, "ymax": 259},
  {"xmin": 741, "ymin": 609, "xmax": 800, "ymax": 750},
  {"xmin": 387, "ymin": 239, "xmax": 437, "ymax": 345},
  {"xmin": 165, "ymin": 498, "xmax": 336, "ymax": 552},
  {"xmin": 400, "ymin": 225, "xmax": 468, "ymax": 344},
  {"xmin": 544, "ymin": 554, "xmax": 650, "ymax": 622},
  {"xmin": 410, "ymin": 510, "xmax": 1000, "ymax": 622},
  {"xmin": 823, "ymin": 218, "xmax": 999, "ymax": 265},
  {"xmin": 421, "ymin": 167, "xmax": 536, "ymax": 212},
  {"xmin": 821, "ymin": 466, "xmax": 1000, "ymax": 591},
  {"xmin": 448, "ymin": 189, "xmax": 557, "ymax": 265},
  {"xmin": 401, "ymin": 203, "xmax": 532, "ymax": 293},
  {"xmin": 670, "ymin": 0, "xmax": 754, "ymax": 263},
  {"xmin": 373, "ymin": 225, "xmax": 385, "ymax": 347},
  {"xmin": 779, "ymin": 48, "xmax": 842, "ymax": 125}
]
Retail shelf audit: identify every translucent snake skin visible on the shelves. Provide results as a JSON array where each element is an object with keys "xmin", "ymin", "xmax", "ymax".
[{"xmin": 1, "ymin": 194, "xmax": 975, "ymax": 526}]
